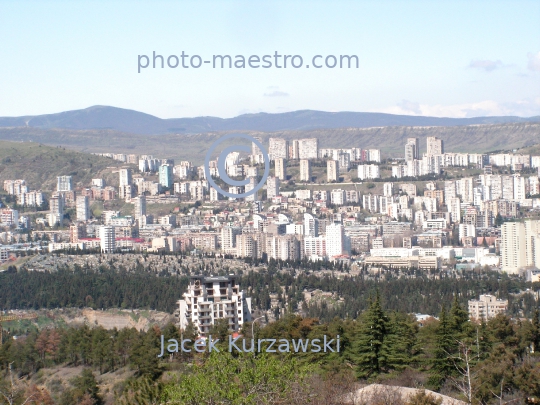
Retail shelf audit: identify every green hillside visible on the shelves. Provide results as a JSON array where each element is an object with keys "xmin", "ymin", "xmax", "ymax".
[
  {"xmin": 0, "ymin": 140, "xmax": 133, "ymax": 191},
  {"xmin": 0, "ymin": 121, "xmax": 539, "ymax": 164}
]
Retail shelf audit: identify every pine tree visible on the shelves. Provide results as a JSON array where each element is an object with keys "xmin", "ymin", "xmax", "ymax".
[
  {"xmin": 385, "ymin": 312, "xmax": 421, "ymax": 372},
  {"xmin": 428, "ymin": 306, "xmax": 455, "ymax": 389},
  {"xmin": 353, "ymin": 292, "xmax": 389, "ymax": 379},
  {"xmin": 449, "ymin": 296, "xmax": 469, "ymax": 338}
]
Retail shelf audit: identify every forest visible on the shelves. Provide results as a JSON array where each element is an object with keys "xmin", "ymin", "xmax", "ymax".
[{"xmin": 0, "ymin": 297, "xmax": 539, "ymax": 404}]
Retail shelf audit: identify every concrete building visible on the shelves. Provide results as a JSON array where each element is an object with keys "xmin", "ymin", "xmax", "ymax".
[
  {"xmin": 426, "ymin": 137, "xmax": 444, "ymax": 156},
  {"xmin": 159, "ymin": 164, "xmax": 174, "ymax": 189},
  {"xmin": 327, "ymin": 160, "xmax": 339, "ymax": 182},
  {"xmin": 501, "ymin": 220, "xmax": 540, "ymax": 273},
  {"xmin": 304, "ymin": 213, "xmax": 319, "ymax": 237},
  {"xmin": 269, "ymin": 138, "xmax": 288, "ymax": 160},
  {"xmin": 405, "ymin": 137, "xmax": 420, "ymax": 161},
  {"xmin": 177, "ymin": 275, "xmax": 252, "ymax": 335},
  {"xmin": 298, "ymin": 138, "xmax": 319, "ymax": 159},
  {"xmin": 275, "ymin": 158, "xmax": 287, "ymax": 180},
  {"xmin": 326, "ymin": 223, "xmax": 345, "ymax": 258},
  {"xmin": 266, "ymin": 176, "xmax": 280, "ymax": 200},
  {"xmin": 299, "ymin": 159, "xmax": 311, "ymax": 182},
  {"xmin": 57, "ymin": 176, "xmax": 72, "ymax": 192},
  {"xmin": 468, "ymin": 294, "xmax": 508, "ymax": 321},
  {"xmin": 76, "ymin": 195, "xmax": 89, "ymax": 222},
  {"xmin": 134, "ymin": 195, "xmax": 147, "ymax": 222},
  {"xmin": 358, "ymin": 164, "xmax": 380, "ymax": 180},
  {"xmin": 221, "ymin": 226, "xmax": 242, "ymax": 253},
  {"xmin": 119, "ymin": 168, "xmax": 132, "ymax": 187},
  {"xmin": 99, "ymin": 225, "xmax": 116, "ymax": 253},
  {"xmin": 236, "ymin": 234, "xmax": 257, "ymax": 259}
]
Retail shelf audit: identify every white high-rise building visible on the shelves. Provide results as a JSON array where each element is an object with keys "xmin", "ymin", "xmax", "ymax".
[
  {"xmin": 304, "ymin": 213, "xmax": 319, "ymax": 237},
  {"xmin": 76, "ymin": 195, "xmax": 89, "ymax": 222},
  {"xmin": 275, "ymin": 158, "xmax": 287, "ymax": 180},
  {"xmin": 49, "ymin": 195, "xmax": 64, "ymax": 225},
  {"xmin": 57, "ymin": 176, "xmax": 72, "ymax": 192},
  {"xmin": 426, "ymin": 137, "xmax": 444, "ymax": 156},
  {"xmin": 119, "ymin": 168, "xmax": 132, "ymax": 187},
  {"xmin": 299, "ymin": 159, "xmax": 311, "ymax": 182},
  {"xmin": 298, "ymin": 138, "xmax": 319, "ymax": 159},
  {"xmin": 501, "ymin": 220, "xmax": 540, "ymax": 274},
  {"xmin": 383, "ymin": 182, "xmax": 394, "ymax": 197},
  {"xmin": 177, "ymin": 275, "xmax": 252, "ymax": 335},
  {"xmin": 266, "ymin": 177, "xmax": 280, "ymax": 200},
  {"xmin": 357, "ymin": 164, "xmax": 380, "ymax": 180},
  {"xmin": 134, "ymin": 195, "xmax": 147, "ymax": 221},
  {"xmin": 326, "ymin": 223, "xmax": 345, "ymax": 258},
  {"xmin": 327, "ymin": 160, "xmax": 339, "ymax": 182},
  {"xmin": 99, "ymin": 225, "xmax": 116, "ymax": 253},
  {"xmin": 338, "ymin": 152, "xmax": 350, "ymax": 173},
  {"xmin": 221, "ymin": 226, "xmax": 242, "ymax": 252},
  {"xmin": 405, "ymin": 138, "xmax": 419, "ymax": 161},
  {"xmin": 269, "ymin": 138, "xmax": 288, "ymax": 160}
]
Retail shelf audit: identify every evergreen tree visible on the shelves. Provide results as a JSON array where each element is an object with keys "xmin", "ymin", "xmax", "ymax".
[
  {"xmin": 449, "ymin": 296, "xmax": 469, "ymax": 338},
  {"xmin": 353, "ymin": 292, "xmax": 389, "ymax": 378},
  {"xmin": 428, "ymin": 306, "xmax": 455, "ymax": 389}
]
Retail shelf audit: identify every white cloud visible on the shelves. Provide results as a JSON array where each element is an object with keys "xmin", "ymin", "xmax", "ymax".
[
  {"xmin": 468, "ymin": 59, "xmax": 503, "ymax": 72},
  {"xmin": 527, "ymin": 51, "xmax": 540, "ymax": 72},
  {"xmin": 264, "ymin": 91, "xmax": 289, "ymax": 97},
  {"xmin": 379, "ymin": 98, "xmax": 540, "ymax": 118}
]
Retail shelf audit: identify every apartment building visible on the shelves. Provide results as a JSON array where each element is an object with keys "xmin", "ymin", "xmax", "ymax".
[
  {"xmin": 299, "ymin": 159, "xmax": 311, "ymax": 182},
  {"xmin": 468, "ymin": 294, "xmax": 508, "ymax": 321},
  {"xmin": 177, "ymin": 275, "xmax": 252, "ymax": 335}
]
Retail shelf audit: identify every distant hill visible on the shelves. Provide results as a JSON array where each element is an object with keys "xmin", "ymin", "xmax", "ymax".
[
  {"xmin": 0, "ymin": 122, "xmax": 538, "ymax": 164},
  {"xmin": 0, "ymin": 105, "xmax": 538, "ymax": 135},
  {"xmin": 0, "ymin": 140, "xmax": 131, "ymax": 191}
]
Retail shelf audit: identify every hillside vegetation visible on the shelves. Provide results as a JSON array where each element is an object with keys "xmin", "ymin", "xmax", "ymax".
[
  {"xmin": 0, "ymin": 121, "xmax": 539, "ymax": 164},
  {"xmin": 0, "ymin": 140, "xmax": 131, "ymax": 191}
]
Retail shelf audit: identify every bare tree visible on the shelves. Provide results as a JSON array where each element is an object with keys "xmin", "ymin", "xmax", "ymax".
[{"xmin": 0, "ymin": 363, "xmax": 39, "ymax": 405}]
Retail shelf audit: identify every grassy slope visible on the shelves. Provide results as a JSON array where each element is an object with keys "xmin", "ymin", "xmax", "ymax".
[
  {"xmin": 0, "ymin": 122, "xmax": 539, "ymax": 164},
  {"xmin": 0, "ymin": 140, "xmax": 134, "ymax": 191}
]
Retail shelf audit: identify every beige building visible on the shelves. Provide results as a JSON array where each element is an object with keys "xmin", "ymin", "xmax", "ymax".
[
  {"xmin": 275, "ymin": 158, "xmax": 287, "ymax": 180},
  {"xmin": 468, "ymin": 294, "xmax": 508, "ymax": 321},
  {"xmin": 426, "ymin": 137, "xmax": 444, "ymax": 156},
  {"xmin": 327, "ymin": 160, "xmax": 339, "ymax": 182},
  {"xmin": 501, "ymin": 220, "xmax": 540, "ymax": 274},
  {"xmin": 299, "ymin": 159, "xmax": 311, "ymax": 182}
]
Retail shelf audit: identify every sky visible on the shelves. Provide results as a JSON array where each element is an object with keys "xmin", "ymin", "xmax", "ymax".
[{"xmin": 0, "ymin": 0, "xmax": 539, "ymax": 119}]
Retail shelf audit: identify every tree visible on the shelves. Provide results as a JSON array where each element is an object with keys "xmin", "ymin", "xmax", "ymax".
[
  {"xmin": 428, "ymin": 306, "xmax": 455, "ymax": 389},
  {"xmin": 406, "ymin": 390, "xmax": 442, "ymax": 405},
  {"xmin": 353, "ymin": 292, "xmax": 389, "ymax": 378}
]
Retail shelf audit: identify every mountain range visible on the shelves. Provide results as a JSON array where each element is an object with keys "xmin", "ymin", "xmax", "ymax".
[{"xmin": 0, "ymin": 105, "xmax": 538, "ymax": 135}]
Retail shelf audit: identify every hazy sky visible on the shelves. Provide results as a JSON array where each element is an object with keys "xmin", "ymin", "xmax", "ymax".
[{"xmin": 1, "ymin": 0, "xmax": 539, "ymax": 119}]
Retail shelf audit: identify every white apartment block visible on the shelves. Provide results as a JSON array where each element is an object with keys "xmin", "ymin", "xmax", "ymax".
[
  {"xmin": 3, "ymin": 180, "xmax": 27, "ymax": 195},
  {"xmin": 99, "ymin": 225, "xmax": 116, "ymax": 253},
  {"xmin": 76, "ymin": 195, "xmax": 90, "ymax": 222},
  {"xmin": 468, "ymin": 295, "xmax": 508, "ymax": 321},
  {"xmin": 327, "ymin": 160, "xmax": 339, "ymax": 182},
  {"xmin": 304, "ymin": 236, "xmax": 326, "ymax": 259},
  {"xmin": 358, "ymin": 164, "xmax": 380, "ymax": 180},
  {"xmin": 275, "ymin": 158, "xmax": 287, "ymax": 180},
  {"xmin": 269, "ymin": 138, "xmax": 288, "ymax": 160},
  {"xmin": 266, "ymin": 176, "xmax": 280, "ymax": 200},
  {"xmin": 17, "ymin": 191, "xmax": 44, "ymax": 207},
  {"xmin": 326, "ymin": 223, "xmax": 345, "ymax": 258},
  {"xmin": 298, "ymin": 138, "xmax": 319, "ymax": 159},
  {"xmin": 330, "ymin": 189, "xmax": 346, "ymax": 205},
  {"xmin": 299, "ymin": 159, "xmax": 311, "ymax": 182},
  {"xmin": 57, "ymin": 176, "xmax": 72, "ymax": 192},
  {"xmin": 177, "ymin": 275, "xmax": 252, "ymax": 335},
  {"xmin": 119, "ymin": 168, "xmax": 132, "ymax": 187},
  {"xmin": 383, "ymin": 182, "xmax": 394, "ymax": 197},
  {"xmin": 501, "ymin": 220, "xmax": 540, "ymax": 274},
  {"xmin": 426, "ymin": 137, "xmax": 444, "ymax": 156}
]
